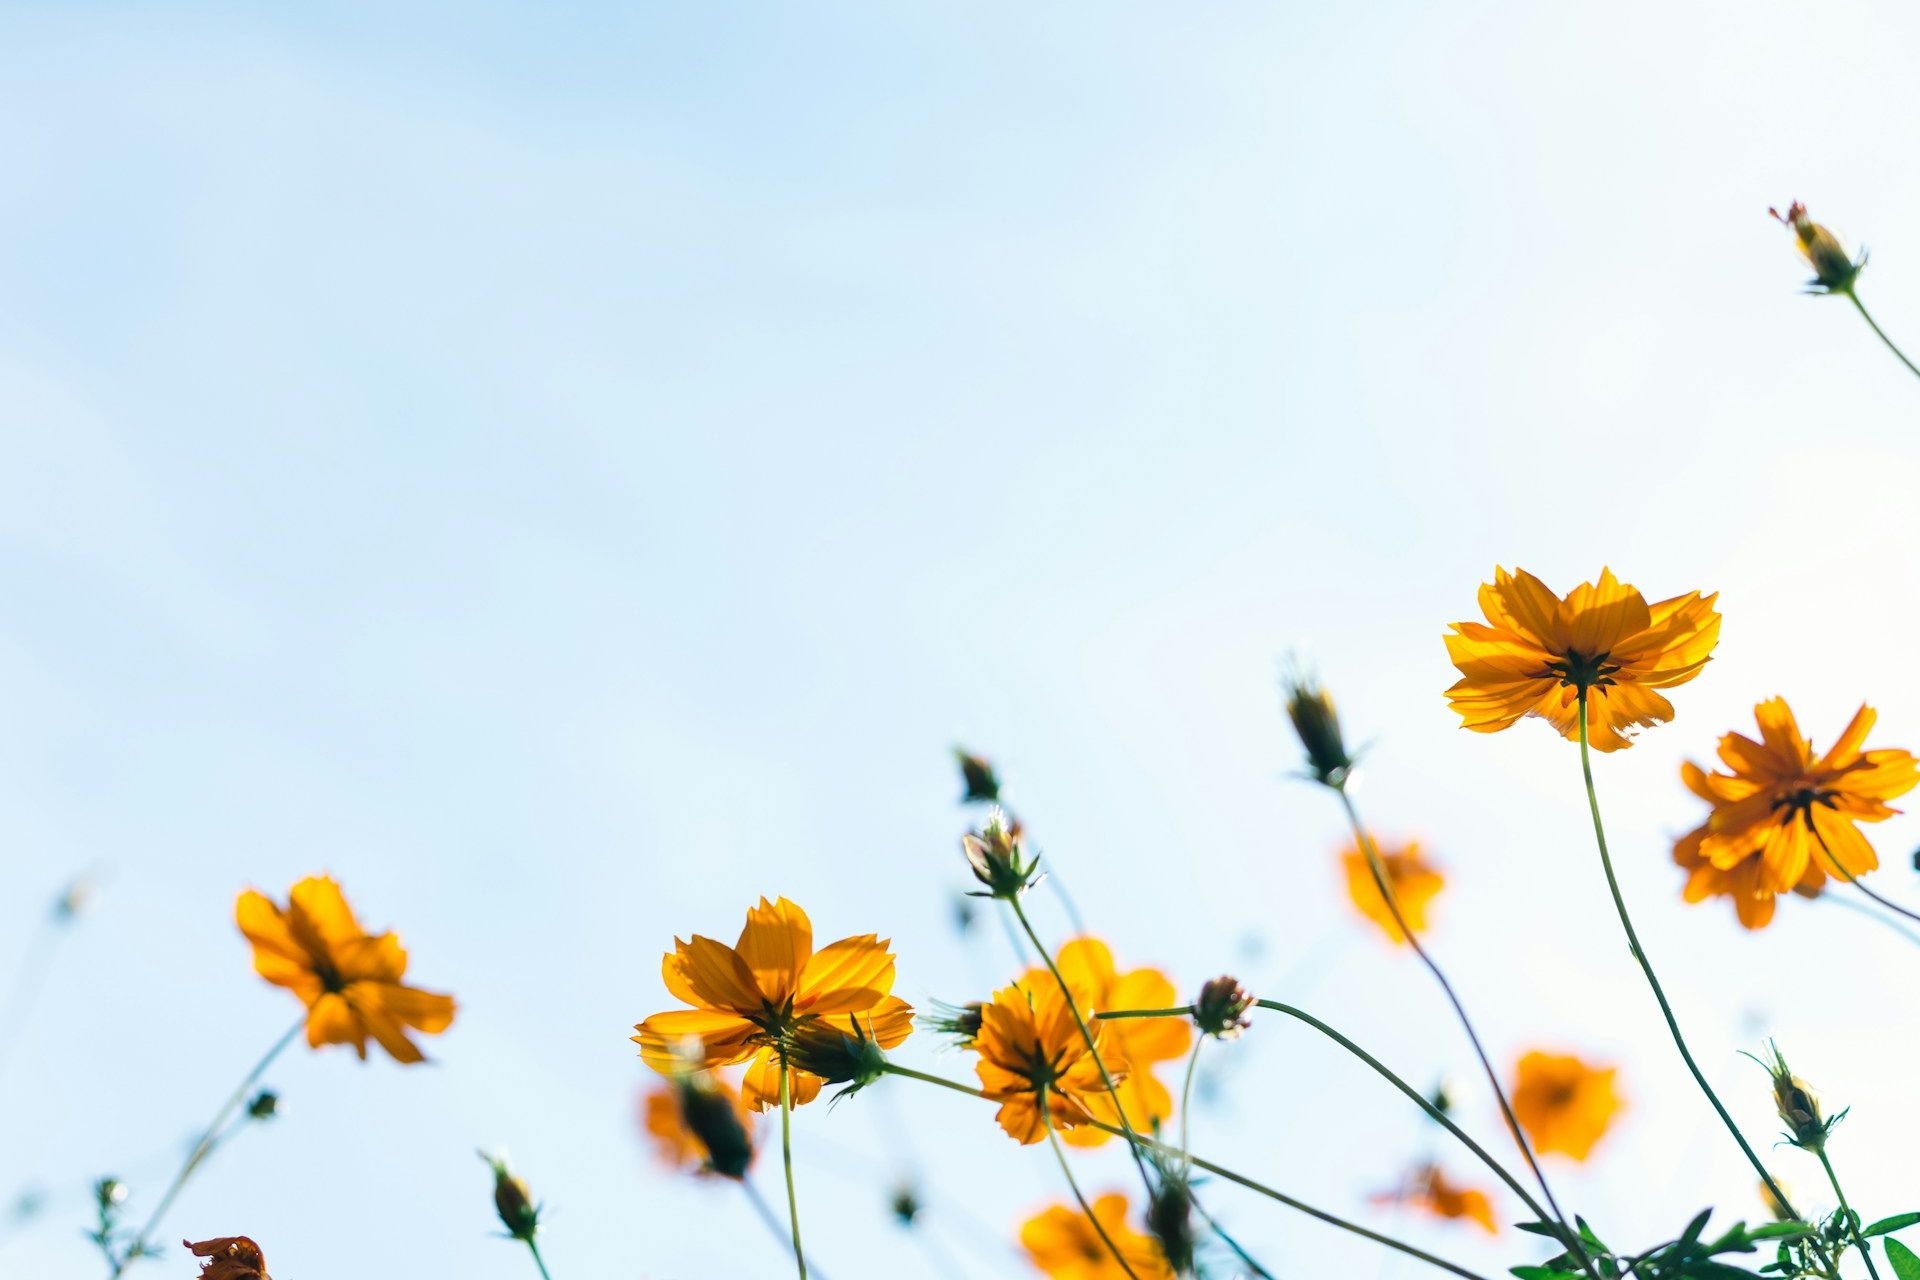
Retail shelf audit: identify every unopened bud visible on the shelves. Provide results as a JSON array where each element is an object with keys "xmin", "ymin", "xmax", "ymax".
[
  {"xmin": 1282, "ymin": 666, "xmax": 1355, "ymax": 787},
  {"xmin": 1146, "ymin": 1161, "xmax": 1197, "ymax": 1276},
  {"xmin": 961, "ymin": 808, "xmax": 1042, "ymax": 900},
  {"xmin": 953, "ymin": 747, "xmax": 1002, "ymax": 805},
  {"xmin": 785, "ymin": 1019, "xmax": 887, "ymax": 1099},
  {"xmin": 677, "ymin": 1075, "xmax": 755, "ymax": 1179},
  {"xmin": 479, "ymin": 1150, "xmax": 541, "ymax": 1242},
  {"xmin": 1192, "ymin": 976, "xmax": 1254, "ymax": 1041},
  {"xmin": 1748, "ymin": 1041, "xmax": 1843, "ymax": 1151},
  {"xmin": 1770, "ymin": 202, "xmax": 1864, "ymax": 294},
  {"xmin": 246, "ymin": 1091, "xmax": 279, "ymax": 1121},
  {"xmin": 889, "ymin": 1182, "xmax": 923, "ymax": 1226}
]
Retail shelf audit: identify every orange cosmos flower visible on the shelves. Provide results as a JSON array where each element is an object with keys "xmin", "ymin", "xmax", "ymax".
[
  {"xmin": 1678, "ymin": 700, "xmax": 1918, "ymax": 925},
  {"xmin": 1510, "ymin": 1050, "xmax": 1623, "ymax": 1161},
  {"xmin": 1444, "ymin": 567, "xmax": 1719, "ymax": 752},
  {"xmin": 1020, "ymin": 1193, "xmax": 1175, "ymax": 1280},
  {"xmin": 641, "ymin": 1072, "xmax": 756, "ymax": 1178},
  {"xmin": 235, "ymin": 876, "xmax": 455, "ymax": 1064},
  {"xmin": 973, "ymin": 981, "xmax": 1118, "ymax": 1144},
  {"xmin": 184, "ymin": 1238, "xmax": 269, "ymax": 1280},
  {"xmin": 1372, "ymin": 1163, "xmax": 1498, "ymax": 1234},
  {"xmin": 631, "ymin": 896, "xmax": 913, "ymax": 1112},
  {"xmin": 1022, "ymin": 939, "xmax": 1189, "ymax": 1149},
  {"xmin": 1341, "ymin": 838, "xmax": 1445, "ymax": 944}
]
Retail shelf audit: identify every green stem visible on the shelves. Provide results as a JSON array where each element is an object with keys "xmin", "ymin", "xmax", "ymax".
[
  {"xmin": 878, "ymin": 1063, "xmax": 1490, "ymax": 1280},
  {"xmin": 1821, "ymin": 892, "xmax": 1920, "ymax": 950},
  {"xmin": 525, "ymin": 1239, "xmax": 554, "ymax": 1280},
  {"xmin": 1333, "ymin": 784, "xmax": 1585, "ymax": 1272},
  {"xmin": 1178, "ymin": 1036, "xmax": 1203, "ymax": 1162},
  {"xmin": 742, "ymin": 1180, "xmax": 830, "ymax": 1280},
  {"xmin": 1808, "ymin": 822, "xmax": 1920, "ymax": 929},
  {"xmin": 1191, "ymin": 1197, "xmax": 1276, "ymax": 1279},
  {"xmin": 1042, "ymin": 1084, "xmax": 1141, "ymax": 1280},
  {"xmin": 1574, "ymin": 691, "xmax": 1798, "ymax": 1220},
  {"xmin": 779, "ymin": 1058, "xmax": 809, "ymax": 1280},
  {"xmin": 1103, "ymin": 1003, "xmax": 1553, "ymax": 1232},
  {"xmin": 1847, "ymin": 290, "xmax": 1920, "ymax": 382},
  {"xmin": 1007, "ymin": 896, "xmax": 1157, "ymax": 1201},
  {"xmin": 1817, "ymin": 1147, "xmax": 1882, "ymax": 1280},
  {"xmin": 110, "ymin": 1015, "xmax": 305, "ymax": 1277}
]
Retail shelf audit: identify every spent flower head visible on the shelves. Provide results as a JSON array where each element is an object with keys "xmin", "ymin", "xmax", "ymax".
[
  {"xmin": 184, "ymin": 1237, "xmax": 270, "ymax": 1280},
  {"xmin": 1771, "ymin": 202, "xmax": 1865, "ymax": 294},
  {"xmin": 1281, "ymin": 663, "xmax": 1356, "ymax": 787},
  {"xmin": 1192, "ymin": 976, "xmax": 1254, "ymax": 1040},
  {"xmin": 961, "ymin": 809, "xmax": 1043, "ymax": 900},
  {"xmin": 1746, "ymin": 1041, "xmax": 1844, "ymax": 1151},
  {"xmin": 479, "ymin": 1150, "xmax": 541, "ymax": 1243}
]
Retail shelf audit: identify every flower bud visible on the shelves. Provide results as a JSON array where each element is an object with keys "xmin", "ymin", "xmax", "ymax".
[
  {"xmin": 961, "ymin": 808, "xmax": 1042, "ymax": 900},
  {"xmin": 55, "ymin": 876, "xmax": 96, "ymax": 923},
  {"xmin": 1192, "ymin": 976, "xmax": 1254, "ymax": 1041},
  {"xmin": 1748, "ymin": 1041, "xmax": 1842, "ymax": 1151},
  {"xmin": 1770, "ymin": 202, "xmax": 1864, "ymax": 294},
  {"xmin": 953, "ymin": 747, "xmax": 1003, "ymax": 804},
  {"xmin": 479, "ymin": 1150, "xmax": 541, "ymax": 1242},
  {"xmin": 246, "ymin": 1091, "xmax": 279, "ymax": 1121},
  {"xmin": 889, "ymin": 1182, "xmax": 923, "ymax": 1226},
  {"xmin": 1282, "ymin": 667, "xmax": 1355, "ymax": 787},
  {"xmin": 675, "ymin": 1075, "xmax": 756, "ymax": 1178},
  {"xmin": 1146, "ymin": 1161, "xmax": 1197, "ymax": 1276},
  {"xmin": 923, "ymin": 999, "xmax": 985, "ymax": 1046},
  {"xmin": 784, "ymin": 1019, "xmax": 888, "ymax": 1099}
]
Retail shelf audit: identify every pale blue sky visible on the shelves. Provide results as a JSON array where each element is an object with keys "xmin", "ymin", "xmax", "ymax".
[{"xmin": 6, "ymin": 3, "xmax": 1920, "ymax": 1277}]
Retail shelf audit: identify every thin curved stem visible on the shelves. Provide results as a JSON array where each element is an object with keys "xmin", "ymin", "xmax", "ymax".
[
  {"xmin": 1808, "ymin": 822, "xmax": 1920, "ymax": 928},
  {"xmin": 1574, "ymin": 691, "xmax": 1797, "ymax": 1220},
  {"xmin": 1007, "ymin": 896, "xmax": 1156, "ymax": 1200},
  {"xmin": 1333, "ymin": 784, "xmax": 1583, "ymax": 1268},
  {"xmin": 1103, "ymin": 1003, "xmax": 1552, "ymax": 1231},
  {"xmin": 1820, "ymin": 891, "xmax": 1920, "ymax": 949},
  {"xmin": 110, "ymin": 1015, "xmax": 305, "ymax": 1277},
  {"xmin": 1847, "ymin": 290, "xmax": 1920, "ymax": 382},
  {"xmin": 1817, "ymin": 1147, "xmax": 1882, "ymax": 1280},
  {"xmin": 779, "ymin": 1058, "xmax": 809, "ymax": 1280},
  {"xmin": 742, "ymin": 1180, "xmax": 831, "ymax": 1280},
  {"xmin": 525, "ymin": 1239, "xmax": 554, "ymax": 1280},
  {"xmin": 877, "ymin": 1063, "xmax": 1491, "ymax": 1280},
  {"xmin": 1178, "ymin": 1037, "xmax": 1203, "ymax": 1161},
  {"xmin": 1192, "ymin": 1197, "xmax": 1275, "ymax": 1279},
  {"xmin": 1042, "ymin": 1085, "xmax": 1141, "ymax": 1280}
]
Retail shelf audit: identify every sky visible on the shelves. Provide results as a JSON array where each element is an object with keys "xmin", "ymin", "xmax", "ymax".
[{"xmin": 5, "ymin": 2, "xmax": 1920, "ymax": 1277}]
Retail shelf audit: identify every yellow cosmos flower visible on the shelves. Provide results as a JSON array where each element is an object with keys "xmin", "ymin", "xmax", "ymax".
[
  {"xmin": 973, "ymin": 981, "xmax": 1118, "ymax": 1144},
  {"xmin": 1444, "ymin": 567, "xmax": 1719, "ymax": 752},
  {"xmin": 235, "ymin": 876, "xmax": 456, "ymax": 1064},
  {"xmin": 1022, "ymin": 939, "xmax": 1190, "ymax": 1149},
  {"xmin": 1341, "ymin": 838, "xmax": 1444, "ymax": 944},
  {"xmin": 1679, "ymin": 700, "xmax": 1918, "ymax": 920},
  {"xmin": 1019, "ymin": 1193, "xmax": 1174, "ymax": 1280},
  {"xmin": 1373, "ymin": 1164, "xmax": 1498, "ymax": 1234},
  {"xmin": 631, "ymin": 896, "xmax": 913, "ymax": 1112},
  {"xmin": 1510, "ymin": 1050, "xmax": 1623, "ymax": 1161},
  {"xmin": 640, "ymin": 1074, "xmax": 756, "ymax": 1178}
]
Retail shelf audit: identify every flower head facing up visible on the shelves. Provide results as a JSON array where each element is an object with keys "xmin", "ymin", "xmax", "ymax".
[
  {"xmin": 1342, "ymin": 839, "xmax": 1444, "ymax": 945},
  {"xmin": 962, "ymin": 808, "xmax": 1043, "ymax": 901},
  {"xmin": 1510, "ymin": 1050, "xmax": 1623, "ymax": 1161},
  {"xmin": 1192, "ymin": 975, "xmax": 1255, "ymax": 1040},
  {"xmin": 1445, "ymin": 568, "xmax": 1720, "ymax": 752},
  {"xmin": 1282, "ymin": 666, "xmax": 1356, "ymax": 787},
  {"xmin": 1023, "ymin": 939, "xmax": 1190, "ymax": 1149},
  {"xmin": 1771, "ymin": 202, "xmax": 1864, "ymax": 294},
  {"xmin": 972, "ymin": 981, "xmax": 1118, "ymax": 1145},
  {"xmin": 184, "ymin": 1237, "xmax": 269, "ymax": 1280},
  {"xmin": 642, "ymin": 1070, "xmax": 757, "ymax": 1179},
  {"xmin": 1372, "ymin": 1164, "xmax": 1498, "ymax": 1234},
  {"xmin": 1020, "ymin": 1193, "xmax": 1175, "ymax": 1280},
  {"xmin": 235, "ymin": 876, "xmax": 456, "ymax": 1064},
  {"xmin": 631, "ymin": 896, "xmax": 913, "ymax": 1112},
  {"xmin": 1748, "ymin": 1041, "xmax": 1843, "ymax": 1152},
  {"xmin": 480, "ymin": 1150, "xmax": 540, "ymax": 1243},
  {"xmin": 1677, "ymin": 699, "xmax": 1918, "ymax": 928}
]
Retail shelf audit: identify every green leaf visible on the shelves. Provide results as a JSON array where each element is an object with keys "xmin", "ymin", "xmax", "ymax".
[
  {"xmin": 1679, "ymin": 1209, "xmax": 1714, "ymax": 1250},
  {"xmin": 1884, "ymin": 1238, "xmax": 1920, "ymax": 1280},
  {"xmin": 1515, "ymin": 1222, "xmax": 1566, "ymax": 1240},
  {"xmin": 1866, "ymin": 1214, "xmax": 1920, "ymax": 1238},
  {"xmin": 1748, "ymin": 1223, "xmax": 1814, "ymax": 1241}
]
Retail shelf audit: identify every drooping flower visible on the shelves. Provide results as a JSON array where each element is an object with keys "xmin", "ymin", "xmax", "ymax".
[
  {"xmin": 1019, "ymin": 1193, "xmax": 1175, "ymax": 1280},
  {"xmin": 1510, "ymin": 1051, "xmax": 1623, "ymax": 1161},
  {"xmin": 641, "ymin": 1072, "xmax": 756, "ymax": 1178},
  {"xmin": 1023, "ymin": 939, "xmax": 1190, "ymax": 1149},
  {"xmin": 972, "ymin": 981, "xmax": 1118, "ymax": 1144},
  {"xmin": 1444, "ymin": 568, "xmax": 1720, "ymax": 752},
  {"xmin": 235, "ymin": 876, "xmax": 456, "ymax": 1064},
  {"xmin": 1770, "ymin": 202, "xmax": 1864, "ymax": 294},
  {"xmin": 1342, "ymin": 838, "xmax": 1445, "ymax": 944},
  {"xmin": 1677, "ymin": 700, "xmax": 1918, "ymax": 923},
  {"xmin": 184, "ymin": 1237, "xmax": 269, "ymax": 1280},
  {"xmin": 1372, "ymin": 1164, "xmax": 1498, "ymax": 1234},
  {"xmin": 631, "ymin": 897, "xmax": 913, "ymax": 1112}
]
